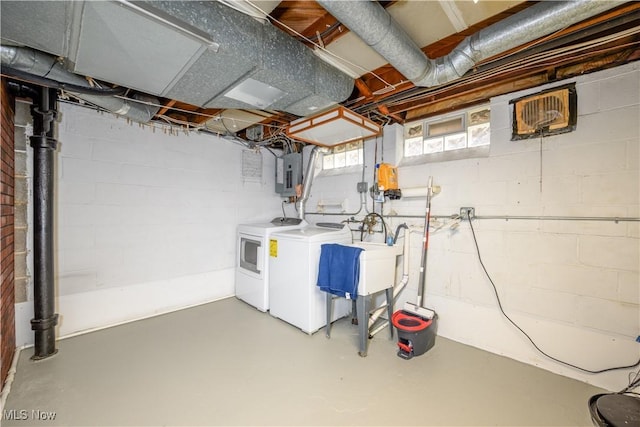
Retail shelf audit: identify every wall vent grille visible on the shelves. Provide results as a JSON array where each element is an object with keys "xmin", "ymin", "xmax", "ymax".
[{"xmin": 511, "ymin": 84, "xmax": 577, "ymax": 140}]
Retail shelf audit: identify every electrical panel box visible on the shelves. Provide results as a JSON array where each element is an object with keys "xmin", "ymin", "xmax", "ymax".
[{"xmin": 275, "ymin": 153, "xmax": 302, "ymax": 196}]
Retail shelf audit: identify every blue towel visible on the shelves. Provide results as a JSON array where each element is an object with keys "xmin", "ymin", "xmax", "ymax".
[{"xmin": 317, "ymin": 244, "xmax": 364, "ymax": 299}]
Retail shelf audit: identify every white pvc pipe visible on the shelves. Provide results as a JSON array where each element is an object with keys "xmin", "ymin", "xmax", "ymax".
[
  {"xmin": 367, "ymin": 226, "xmax": 418, "ymax": 328},
  {"xmin": 400, "ymin": 186, "xmax": 428, "ymax": 198},
  {"xmin": 401, "ymin": 185, "xmax": 442, "ymax": 198}
]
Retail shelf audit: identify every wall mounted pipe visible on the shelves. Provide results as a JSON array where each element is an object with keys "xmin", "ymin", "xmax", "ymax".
[
  {"xmin": 296, "ymin": 146, "xmax": 323, "ymax": 220},
  {"xmin": 385, "ymin": 213, "xmax": 640, "ymax": 222},
  {"xmin": 317, "ymin": 0, "xmax": 623, "ymax": 87},
  {"xmin": 29, "ymin": 87, "xmax": 59, "ymax": 360},
  {"xmin": 1, "ymin": 45, "xmax": 159, "ymax": 123},
  {"xmin": 367, "ymin": 225, "xmax": 421, "ymax": 337}
]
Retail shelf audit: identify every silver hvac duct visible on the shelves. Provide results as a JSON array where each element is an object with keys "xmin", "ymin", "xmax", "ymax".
[
  {"xmin": 1, "ymin": 1, "xmax": 354, "ymax": 117},
  {"xmin": 317, "ymin": 0, "xmax": 624, "ymax": 87},
  {"xmin": 1, "ymin": 45, "xmax": 159, "ymax": 123},
  {"xmin": 77, "ymin": 93, "xmax": 159, "ymax": 124},
  {"xmin": 297, "ymin": 146, "xmax": 323, "ymax": 220}
]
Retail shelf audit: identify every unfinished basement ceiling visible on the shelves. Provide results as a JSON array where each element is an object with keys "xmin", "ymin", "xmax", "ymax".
[{"xmin": 1, "ymin": 1, "xmax": 639, "ymax": 145}]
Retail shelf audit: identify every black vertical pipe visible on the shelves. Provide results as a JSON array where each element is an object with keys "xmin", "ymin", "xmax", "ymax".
[{"xmin": 29, "ymin": 87, "xmax": 59, "ymax": 360}]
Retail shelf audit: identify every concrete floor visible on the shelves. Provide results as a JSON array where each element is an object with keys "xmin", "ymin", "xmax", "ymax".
[{"xmin": 3, "ymin": 297, "xmax": 604, "ymax": 426}]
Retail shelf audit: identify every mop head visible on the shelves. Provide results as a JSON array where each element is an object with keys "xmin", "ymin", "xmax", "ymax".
[{"xmin": 403, "ymin": 302, "xmax": 435, "ymax": 320}]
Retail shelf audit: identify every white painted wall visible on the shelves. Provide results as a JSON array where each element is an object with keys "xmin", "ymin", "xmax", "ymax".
[
  {"xmin": 16, "ymin": 103, "xmax": 283, "ymax": 345},
  {"xmin": 308, "ymin": 62, "xmax": 640, "ymax": 391},
  {"xmin": 14, "ymin": 63, "xmax": 638, "ymax": 391}
]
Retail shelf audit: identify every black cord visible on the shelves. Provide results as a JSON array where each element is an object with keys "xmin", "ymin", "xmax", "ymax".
[
  {"xmin": 359, "ymin": 212, "xmax": 388, "ymax": 242},
  {"xmin": 369, "ymin": 212, "xmax": 388, "ymax": 242},
  {"xmin": 466, "ymin": 214, "xmax": 640, "ymax": 374},
  {"xmin": 621, "ymin": 370, "xmax": 640, "ymax": 393}
]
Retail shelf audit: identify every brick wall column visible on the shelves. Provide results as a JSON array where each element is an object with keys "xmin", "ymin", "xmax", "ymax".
[{"xmin": 1, "ymin": 78, "xmax": 16, "ymax": 388}]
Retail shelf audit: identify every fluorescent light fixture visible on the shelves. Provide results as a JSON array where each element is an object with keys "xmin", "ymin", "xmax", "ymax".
[
  {"xmin": 224, "ymin": 78, "xmax": 286, "ymax": 109},
  {"xmin": 312, "ymin": 48, "xmax": 361, "ymax": 79},
  {"xmin": 286, "ymin": 106, "xmax": 381, "ymax": 147}
]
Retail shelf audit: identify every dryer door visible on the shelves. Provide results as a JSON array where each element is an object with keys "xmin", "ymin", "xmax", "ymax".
[{"xmin": 239, "ymin": 234, "xmax": 263, "ymax": 276}]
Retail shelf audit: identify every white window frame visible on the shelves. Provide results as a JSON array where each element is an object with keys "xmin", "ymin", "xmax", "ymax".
[
  {"xmin": 402, "ymin": 105, "xmax": 491, "ymax": 164},
  {"xmin": 322, "ymin": 140, "xmax": 364, "ymax": 171}
]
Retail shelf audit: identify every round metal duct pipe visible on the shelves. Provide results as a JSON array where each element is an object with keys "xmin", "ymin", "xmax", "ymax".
[
  {"xmin": 1, "ymin": 45, "xmax": 160, "ymax": 123},
  {"xmin": 317, "ymin": 0, "xmax": 624, "ymax": 87}
]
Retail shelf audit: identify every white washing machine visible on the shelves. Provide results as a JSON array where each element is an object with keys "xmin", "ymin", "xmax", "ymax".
[
  {"xmin": 269, "ymin": 224, "xmax": 353, "ymax": 334},
  {"xmin": 235, "ymin": 217, "xmax": 308, "ymax": 312}
]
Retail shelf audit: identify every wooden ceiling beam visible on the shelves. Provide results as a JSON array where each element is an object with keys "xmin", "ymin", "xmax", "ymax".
[
  {"xmin": 191, "ymin": 108, "xmax": 224, "ymax": 125},
  {"xmin": 350, "ymin": 2, "xmax": 638, "ymax": 98},
  {"xmin": 270, "ymin": 1, "xmax": 327, "ymax": 33},
  {"xmin": 152, "ymin": 1, "xmax": 638, "ymax": 132},
  {"xmin": 352, "ymin": 2, "xmax": 535, "ymax": 95},
  {"xmin": 377, "ymin": 104, "xmax": 404, "ymax": 123},
  {"xmin": 353, "ymin": 78, "xmax": 373, "ymax": 98},
  {"xmin": 155, "ymin": 99, "xmax": 177, "ymax": 118},
  {"xmin": 425, "ymin": 2, "xmax": 535, "ymax": 58},
  {"xmin": 556, "ymin": 48, "xmax": 638, "ymax": 79},
  {"xmin": 271, "ymin": 1, "xmax": 398, "ymax": 47},
  {"xmin": 270, "ymin": 1, "xmax": 338, "ymax": 45},
  {"xmin": 399, "ymin": 48, "xmax": 635, "ymax": 122},
  {"xmin": 403, "ymin": 75, "xmax": 548, "ymax": 122}
]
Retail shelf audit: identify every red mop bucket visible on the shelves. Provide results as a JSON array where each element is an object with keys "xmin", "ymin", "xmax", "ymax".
[{"xmin": 392, "ymin": 310, "xmax": 438, "ymax": 360}]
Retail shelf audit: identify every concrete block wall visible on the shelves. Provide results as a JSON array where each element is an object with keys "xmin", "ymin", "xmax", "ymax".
[
  {"xmin": 15, "ymin": 102, "xmax": 283, "ymax": 345},
  {"xmin": 12, "ymin": 101, "xmax": 30, "ymax": 306},
  {"xmin": 292, "ymin": 124, "xmax": 399, "ymax": 221},
  {"xmin": 309, "ymin": 62, "xmax": 639, "ymax": 391}
]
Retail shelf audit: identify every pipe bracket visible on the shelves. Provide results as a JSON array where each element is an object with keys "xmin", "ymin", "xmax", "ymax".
[
  {"xmin": 30, "ymin": 106, "xmax": 57, "ymax": 122},
  {"xmin": 29, "ymin": 135, "xmax": 58, "ymax": 150},
  {"xmin": 30, "ymin": 314, "xmax": 59, "ymax": 331}
]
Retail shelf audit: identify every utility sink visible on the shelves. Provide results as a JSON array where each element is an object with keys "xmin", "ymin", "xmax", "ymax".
[{"xmin": 350, "ymin": 242, "xmax": 402, "ymax": 296}]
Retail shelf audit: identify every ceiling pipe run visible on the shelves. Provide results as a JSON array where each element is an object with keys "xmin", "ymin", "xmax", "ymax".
[
  {"xmin": 1, "ymin": 45, "xmax": 159, "ymax": 123},
  {"xmin": 317, "ymin": 0, "xmax": 624, "ymax": 87}
]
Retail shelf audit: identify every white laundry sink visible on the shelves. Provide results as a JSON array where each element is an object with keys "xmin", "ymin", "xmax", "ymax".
[{"xmin": 350, "ymin": 242, "xmax": 402, "ymax": 296}]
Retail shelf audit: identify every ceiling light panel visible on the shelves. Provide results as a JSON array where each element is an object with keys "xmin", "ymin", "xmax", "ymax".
[
  {"xmin": 287, "ymin": 106, "xmax": 381, "ymax": 147},
  {"xmin": 224, "ymin": 78, "xmax": 287, "ymax": 109}
]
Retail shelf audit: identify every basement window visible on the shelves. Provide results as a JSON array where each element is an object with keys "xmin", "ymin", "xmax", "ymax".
[
  {"xmin": 323, "ymin": 140, "xmax": 363, "ymax": 170},
  {"xmin": 403, "ymin": 105, "xmax": 490, "ymax": 161}
]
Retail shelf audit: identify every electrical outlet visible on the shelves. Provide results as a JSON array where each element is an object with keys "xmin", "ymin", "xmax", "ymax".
[
  {"xmin": 357, "ymin": 181, "xmax": 368, "ymax": 193},
  {"xmin": 460, "ymin": 207, "xmax": 475, "ymax": 219}
]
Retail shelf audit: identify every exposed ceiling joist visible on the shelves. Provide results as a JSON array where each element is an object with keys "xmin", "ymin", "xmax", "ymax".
[{"xmin": 1, "ymin": 0, "xmax": 637, "ymax": 151}]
